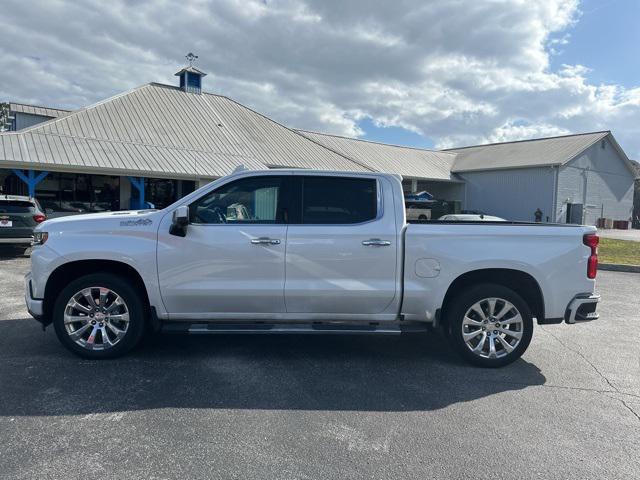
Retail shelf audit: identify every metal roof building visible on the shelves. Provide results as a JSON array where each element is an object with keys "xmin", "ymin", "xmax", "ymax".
[
  {"xmin": 5, "ymin": 102, "xmax": 70, "ymax": 131},
  {"xmin": 0, "ymin": 65, "xmax": 636, "ymax": 225},
  {"xmin": 9, "ymin": 102, "xmax": 70, "ymax": 119},
  {"xmin": 447, "ymin": 131, "xmax": 636, "ymax": 173},
  {"xmin": 296, "ymin": 130, "xmax": 457, "ymax": 180},
  {"xmin": 0, "ymin": 83, "xmax": 372, "ymax": 180},
  {"xmin": 447, "ymin": 131, "xmax": 637, "ymax": 224},
  {"xmin": 296, "ymin": 129, "xmax": 465, "ymax": 203}
]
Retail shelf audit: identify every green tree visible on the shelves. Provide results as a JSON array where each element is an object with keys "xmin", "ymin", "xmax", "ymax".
[{"xmin": 0, "ymin": 103, "xmax": 10, "ymax": 132}]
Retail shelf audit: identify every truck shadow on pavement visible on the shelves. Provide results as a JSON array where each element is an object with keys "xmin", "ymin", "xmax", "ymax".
[{"xmin": 0, "ymin": 318, "xmax": 546, "ymax": 416}]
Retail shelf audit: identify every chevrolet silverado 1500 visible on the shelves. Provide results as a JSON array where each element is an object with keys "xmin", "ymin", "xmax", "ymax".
[{"xmin": 25, "ymin": 169, "xmax": 600, "ymax": 367}]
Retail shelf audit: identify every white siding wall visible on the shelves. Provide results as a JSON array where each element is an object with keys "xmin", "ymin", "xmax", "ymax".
[
  {"xmin": 457, "ymin": 167, "xmax": 556, "ymax": 222},
  {"xmin": 556, "ymin": 137, "xmax": 635, "ymax": 225}
]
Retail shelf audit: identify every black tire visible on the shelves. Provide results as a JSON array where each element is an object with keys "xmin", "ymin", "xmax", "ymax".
[
  {"xmin": 53, "ymin": 273, "xmax": 146, "ymax": 359},
  {"xmin": 446, "ymin": 283, "xmax": 533, "ymax": 368}
]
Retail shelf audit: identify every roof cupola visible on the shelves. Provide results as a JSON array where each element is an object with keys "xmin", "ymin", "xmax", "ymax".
[{"xmin": 175, "ymin": 53, "xmax": 207, "ymax": 94}]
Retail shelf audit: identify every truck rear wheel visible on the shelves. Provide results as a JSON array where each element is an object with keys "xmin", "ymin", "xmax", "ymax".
[
  {"xmin": 447, "ymin": 284, "xmax": 533, "ymax": 367},
  {"xmin": 52, "ymin": 273, "xmax": 145, "ymax": 359}
]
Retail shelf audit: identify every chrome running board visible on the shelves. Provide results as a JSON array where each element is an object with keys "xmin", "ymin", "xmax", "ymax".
[{"xmin": 161, "ymin": 322, "xmax": 429, "ymax": 335}]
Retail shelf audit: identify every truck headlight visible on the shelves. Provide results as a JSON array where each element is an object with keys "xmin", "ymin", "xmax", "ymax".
[{"xmin": 32, "ymin": 232, "xmax": 49, "ymax": 246}]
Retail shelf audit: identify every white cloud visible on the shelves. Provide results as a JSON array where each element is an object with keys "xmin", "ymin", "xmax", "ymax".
[{"xmin": 0, "ymin": 0, "xmax": 639, "ymax": 158}]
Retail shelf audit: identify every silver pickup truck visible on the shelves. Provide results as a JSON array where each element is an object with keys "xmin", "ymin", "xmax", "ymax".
[{"xmin": 26, "ymin": 169, "xmax": 600, "ymax": 367}]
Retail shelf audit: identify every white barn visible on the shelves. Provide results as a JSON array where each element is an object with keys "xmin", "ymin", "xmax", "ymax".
[{"xmin": 448, "ymin": 132, "xmax": 637, "ymax": 224}]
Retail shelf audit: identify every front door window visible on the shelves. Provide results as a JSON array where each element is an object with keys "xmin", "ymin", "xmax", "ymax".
[{"xmin": 190, "ymin": 176, "xmax": 287, "ymax": 225}]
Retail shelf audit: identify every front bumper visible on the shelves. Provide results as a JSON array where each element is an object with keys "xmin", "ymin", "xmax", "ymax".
[
  {"xmin": 565, "ymin": 293, "xmax": 600, "ymax": 324},
  {"xmin": 24, "ymin": 272, "xmax": 44, "ymax": 321}
]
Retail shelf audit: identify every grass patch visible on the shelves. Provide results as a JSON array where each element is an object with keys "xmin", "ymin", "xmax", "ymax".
[{"xmin": 598, "ymin": 238, "xmax": 640, "ymax": 265}]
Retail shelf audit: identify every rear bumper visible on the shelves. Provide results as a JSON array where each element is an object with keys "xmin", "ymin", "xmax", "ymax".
[
  {"xmin": 0, "ymin": 237, "xmax": 32, "ymax": 244},
  {"xmin": 24, "ymin": 272, "xmax": 45, "ymax": 322},
  {"xmin": 565, "ymin": 293, "xmax": 600, "ymax": 324}
]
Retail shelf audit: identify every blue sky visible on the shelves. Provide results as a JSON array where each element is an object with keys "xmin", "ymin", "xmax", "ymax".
[
  {"xmin": 360, "ymin": 0, "xmax": 640, "ymax": 149},
  {"xmin": 550, "ymin": 0, "xmax": 640, "ymax": 88},
  {"xmin": 2, "ymin": 0, "xmax": 640, "ymax": 157},
  {"xmin": 358, "ymin": 118, "xmax": 435, "ymax": 149}
]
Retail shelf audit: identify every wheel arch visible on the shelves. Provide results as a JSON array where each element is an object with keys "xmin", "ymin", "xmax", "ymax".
[
  {"xmin": 439, "ymin": 268, "xmax": 545, "ymax": 328},
  {"xmin": 43, "ymin": 260, "xmax": 151, "ymax": 324}
]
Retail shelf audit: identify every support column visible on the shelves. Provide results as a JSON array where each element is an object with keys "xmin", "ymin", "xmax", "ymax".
[
  {"xmin": 12, "ymin": 169, "xmax": 49, "ymax": 197},
  {"xmin": 127, "ymin": 177, "xmax": 146, "ymax": 209},
  {"xmin": 411, "ymin": 178, "xmax": 418, "ymax": 193}
]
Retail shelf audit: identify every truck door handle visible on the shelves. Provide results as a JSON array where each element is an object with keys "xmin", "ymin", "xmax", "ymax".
[
  {"xmin": 362, "ymin": 238, "xmax": 391, "ymax": 247},
  {"xmin": 250, "ymin": 237, "xmax": 281, "ymax": 245}
]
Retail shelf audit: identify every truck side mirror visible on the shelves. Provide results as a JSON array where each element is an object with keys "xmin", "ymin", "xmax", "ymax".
[{"xmin": 169, "ymin": 205, "xmax": 189, "ymax": 237}]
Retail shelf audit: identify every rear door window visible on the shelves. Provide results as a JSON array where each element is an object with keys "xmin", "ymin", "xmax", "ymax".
[{"xmin": 299, "ymin": 176, "xmax": 377, "ymax": 224}]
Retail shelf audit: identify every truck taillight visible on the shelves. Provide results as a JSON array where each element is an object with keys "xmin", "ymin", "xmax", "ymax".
[
  {"xmin": 33, "ymin": 214, "xmax": 46, "ymax": 223},
  {"xmin": 583, "ymin": 234, "xmax": 599, "ymax": 279}
]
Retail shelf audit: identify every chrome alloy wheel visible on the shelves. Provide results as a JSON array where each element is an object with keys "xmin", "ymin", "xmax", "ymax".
[
  {"xmin": 461, "ymin": 297, "xmax": 524, "ymax": 359},
  {"xmin": 63, "ymin": 287, "xmax": 130, "ymax": 351}
]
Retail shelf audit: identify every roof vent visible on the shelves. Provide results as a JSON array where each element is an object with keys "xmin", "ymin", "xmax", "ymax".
[{"xmin": 175, "ymin": 53, "xmax": 207, "ymax": 94}]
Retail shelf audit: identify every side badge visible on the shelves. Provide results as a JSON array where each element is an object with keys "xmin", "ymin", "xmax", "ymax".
[{"xmin": 120, "ymin": 218, "xmax": 153, "ymax": 227}]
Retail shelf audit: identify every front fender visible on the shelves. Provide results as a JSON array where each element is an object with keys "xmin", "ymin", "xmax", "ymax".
[{"xmin": 31, "ymin": 219, "xmax": 165, "ymax": 318}]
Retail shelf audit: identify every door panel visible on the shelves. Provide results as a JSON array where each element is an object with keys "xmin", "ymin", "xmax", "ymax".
[
  {"xmin": 157, "ymin": 174, "xmax": 291, "ymax": 317},
  {"xmin": 284, "ymin": 175, "xmax": 399, "ymax": 315},
  {"xmin": 285, "ymin": 225, "xmax": 397, "ymax": 314},
  {"xmin": 158, "ymin": 224, "xmax": 287, "ymax": 315}
]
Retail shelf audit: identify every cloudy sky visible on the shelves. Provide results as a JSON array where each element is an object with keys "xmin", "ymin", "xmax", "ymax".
[{"xmin": 1, "ymin": 0, "xmax": 639, "ymax": 157}]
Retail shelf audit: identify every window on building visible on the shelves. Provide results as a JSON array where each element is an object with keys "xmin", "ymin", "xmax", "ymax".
[
  {"xmin": 1, "ymin": 170, "xmax": 26, "ymax": 196},
  {"xmin": 33, "ymin": 173, "xmax": 120, "ymax": 213},
  {"xmin": 130, "ymin": 178, "xmax": 181, "ymax": 209},
  {"xmin": 187, "ymin": 73, "xmax": 201, "ymax": 90},
  {"xmin": 300, "ymin": 176, "xmax": 377, "ymax": 224},
  {"xmin": 180, "ymin": 180, "xmax": 196, "ymax": 197}
]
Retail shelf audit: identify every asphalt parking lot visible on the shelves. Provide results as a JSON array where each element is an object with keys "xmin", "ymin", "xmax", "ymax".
[{"xmin": 0, "ymin": 253, "xmax": 639, "ymax": 480}]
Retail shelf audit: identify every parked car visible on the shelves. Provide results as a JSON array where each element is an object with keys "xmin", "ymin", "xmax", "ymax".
[
  {"xmin": 26, "ymin": 170, "xmax": 600, "ymax": 367},
  {"xmin": 405, "ymin": 201, "xmax": 432, "ymax": 222},
  {"xmin": 439, "ymin": 214, "xmax": 506, "ymax": 222},
  {"xmin": 0, "ymin": 195, "xmax": 47, "ymax": 254}
]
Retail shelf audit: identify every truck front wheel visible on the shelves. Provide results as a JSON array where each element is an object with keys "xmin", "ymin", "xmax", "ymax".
[
  {"xmin": 447, "ymin": 284, "xmax": 533, "ymax": 367},
  {"xmin": 52, "ymin": 273, "xmax": 146, "ymax": 359}
]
